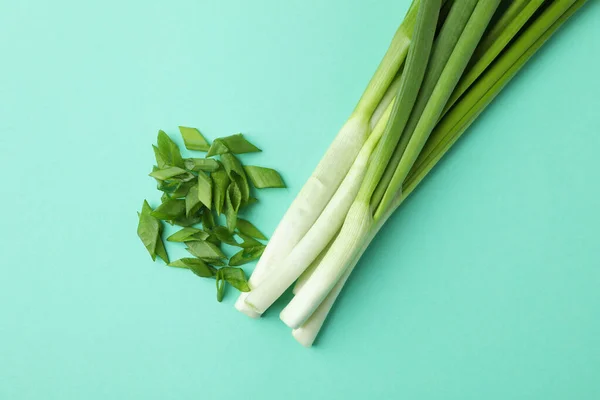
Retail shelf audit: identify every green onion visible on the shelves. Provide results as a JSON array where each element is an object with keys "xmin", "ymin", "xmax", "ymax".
[
  {"xmin": 166, "ymin": 227, "xmax": 208, "ymax": 242},
  {"xmin": 206, "ymin": 133, "xmax": 261, "ymax": 157},
  {"xmin": 184, "ymin": 158, "xmax": 220, "ymax": 172},
  {"xmin": 149, "ymin": 166, "xmax": 188, "ymax": 180},
  {"xmin": 289, "ymin": 0, "xmax": 589, "ymax": 346},
  {"xmin": 243, "ymin": 166, "xmax": 286, "ymax": 189},
  {"xmin": 179, "ymin": 126, "xmax": 211, "ymax": 151}
]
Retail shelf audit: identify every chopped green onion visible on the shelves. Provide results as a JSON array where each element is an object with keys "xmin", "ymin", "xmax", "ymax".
[
  {"xmin": 206, "ymin": 133, "xmax": 261, "ymax": 157},
  {"xmin": 235, "ymin": 218, "xmax": 267, "ymax": 240},
  {"xmin": 179, "ymin": 126, "xmax": 211, "ymax": 151},
  {"xmin": 186, "ymin": 240, "xmax": 226, "ymax": 260},
  {"xmin": 166, "ymin": 227, "xmax": 207, "ymax": 242},
  {"xmin": 243, "ymin": 166, "xmax": 286, "ymax": 189},
  {"xmin": 197, "ymin": 171, "xmax": 213, "ymax": 209},
  {"xmin": 184, "ymin": 158, "xmax": 220, "ymax": 172},
  {"xmin": 149, "ymin": 166, "xmax": 188, "ymax": 181}
]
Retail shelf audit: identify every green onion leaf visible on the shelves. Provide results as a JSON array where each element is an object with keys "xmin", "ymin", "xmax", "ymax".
[
  {"xmin": 169, "ymin": 258, "xmax": 216, "ymax": 277},
  {"xmin": 149, "ymin": 166, "xmax": 188, "ymax": 181},
  {"xmin": 235, "ymin": 218, "xmax": 267, "ymax": 240},
  {"xmin": 151, "ymin": 198, "xmax": 185, "ymax": 221},
  {"xmin": 197, "ymin": 171, "xmax": 213, "ymax": 209},
  {"xmin": 185, "ymin": 184, "xmax": 202, "ymax": 217},
  {"xmin": 211, "ymin": 169, "xmax": 230, "ymax": 215},
  {"xmin": 184, "ymin": 158, "xmax": 220, "ymax": 172},
  {"xmin": 160, "ymin": 192, "xmax": 170, "ymax": 203},
  {"xmin": 236, "ymin": 232, "xmax": 263, "ymax": 249},
  {"xmin": 220, "ymin": 153, "xmax": 250, "ymax": 203},
  {"xmin": 172, "ymin": 214, "xmax": 202, "ymax": 227},
  {"xmin": 154, "ymin": 233, "xmax": 170, "ymax": 264},
  {"xmin": 178, "ymin": 126, "xmax": 211, "ymax": 151},
  {"xmin": 169, "ymin": 180, "xmax": 195, "ymax": 199},
  {"xmin": 157, "ymin": 179, "xmax": 182, "ymax": 194},
  {"xmin": 186, "ymin": 240, "xmax": 226, "ymax": 260},
  {"xmin": 190, "ymin": 231, "xmax": 210, "ymax": 241},
  {"xmin": 225, "ymin": 181, "xmax": 242, "ymax": 232},
  {"xmin": 229, "ymin": 245, "xmax": 265, "ymax": 266},
  {"xmin": 137, "ymin": 200, "xmax": 160, "ymax": 261},
  {"xmin": 206, "ymin": 233, "xmax": 221, "ymax": 247},
  {"xmin": 219, "ymin": 267, "xmax": 250, "ymax": 292},
  {"xmin": 201, "ymin": 208, "xmax": 215, "ymax": 231},
  {"xmin": 157, "ymin": 130, "xmax": 184, "ymax": 168},
  {"xmin": 167, "ymin": 227, "xmax": 207, "ymax": 242},
  {"xmin": 206, "ymin": 134, "xmax": 261, "ymax": 157},
  {"xmin": 212, "ymin": 226, "xmax": 240, "ymax": 246},
  {"xmin": 203, "ymin": 258, "xmax": 226, "ymax": 267},
  {"xmin": 215, "ymin": 270, "xmax": 226, "ymax": 302},
  {"xmin": 152, "ymin": 145, "xmax": 167, "ymax": 169},
  {"xmin": 243, "ymin": 166, "xmax": 286, "ymax": 189}
]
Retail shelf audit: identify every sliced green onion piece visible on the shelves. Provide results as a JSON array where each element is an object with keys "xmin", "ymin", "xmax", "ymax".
[
  {"xmin": 184, "ymin": 158, "xmax": 220, "ymax": 172},
  {"xmin": 186, "ymin": 240, "xmax": 226, "ymax": 260},
  {"xmin": 167, "ymin": 227, "xmax": 206, "ymax": 242},
  {"xmin": 169, "ymin": 258, "xmax": 216, "ymax": 277},
  {"xmin": 235, "ymin": 218, "xmax": 267, "ymax": 240},
  {"xmin": 206, "ymin": 134, "xmax": 261, "ymax": 157},
  {"xmin": 179, "ymin": 126, "xmax": 211, "ymax": 151},
  {"xmin": 197, "ymin": 171, "xmax": 213, "ymax": 209},
  {"xmin": 229, "ymin": 246, "xmax": 265, "ymax": 266},
  {"xmin": 149, "ymin": 166, "xmax": 187, "ymax": 180},
  {"xmin": 150, "ymin": 198, "xmax": 185, "ymax": 221},
  {"xmin": 243, "ymin": 166, "xmax": 286, "ymax": 189},
  {"xmin": 211, "ymin": 169, "xmax": 230, "ymax": 215}
]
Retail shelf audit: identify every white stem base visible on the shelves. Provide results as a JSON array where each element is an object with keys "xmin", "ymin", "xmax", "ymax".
[{"xmin": 235, "ymin": 293, "xmax": 261, "ymax": 318}]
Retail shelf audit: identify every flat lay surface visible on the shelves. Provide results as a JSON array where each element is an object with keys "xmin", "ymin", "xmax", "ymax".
[{"xmin": 1, "ymin": 1, "xmax": 599, "ymax": 399}]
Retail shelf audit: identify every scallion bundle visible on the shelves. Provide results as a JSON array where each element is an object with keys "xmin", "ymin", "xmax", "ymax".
[{"xmin": 236, "ymin": 0, "xmax": 589, "ymax": 346}]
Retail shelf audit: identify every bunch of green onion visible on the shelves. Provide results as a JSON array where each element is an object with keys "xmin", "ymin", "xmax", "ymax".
[{"xmin": 235, "ymin": 0, "xmax": 589, "ymax": 346}]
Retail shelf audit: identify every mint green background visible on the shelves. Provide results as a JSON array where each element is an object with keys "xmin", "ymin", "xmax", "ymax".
[{"xmin": 1, "ymin": 1, "xmax": 599, "ymax": 399}]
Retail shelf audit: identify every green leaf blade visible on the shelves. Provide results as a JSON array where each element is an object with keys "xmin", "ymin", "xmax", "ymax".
[
  {"xmin": 243, "ymin": 166, "xmax": 286, "ymax": 189},
  {"xmin": 235, "ymin": 218, "xmax": 267, "ymax": 240},
  {"xmin": 169, "ymin": 258, "xmax": 215, "ymax": 277},
  {"xmin": 221, "ymin": 153, "xmax": 250, "ymax": 203},
  {"xmin": 151, "ymin": 198, "xmax": 186, "ymax": 221},
  {"xmin": 197, "ymin": 172, "xmax": 213, "ymax": 209},
  {"xmin": 212, "ymin": 226, "xmax": 239, "ymax": 246},
  {"xmin": 220, "ymin": 267, "xmax": 250, "ymax": 292},
  {"xmin": 236, "ymin": 232, "xmax": 263, "ymax": 249},
  {"xmin": 167, "ymin": 227, "xmax": 205, "ymax": 242},
  {"xmin": 153, "ymin": 145, "xmax": 167, "ymax": 169},
  {"xmin": 137, "ymin": 200, "xmax": 160, "ymax": 261},
  {"xmin": 186, "ymin": 240, "xmax": 226, "ymax": 260},
  {"xmin": 225, "ymin": 181, "xmax": 242, "ymax": 232},
  {"xmin": 154, "ymin": 235, "xmax": 170, "ymax": 264},
  {"xmin": 229, "ymin": 245, "xmax": 265, "ymax": 266},
  {"xmin": 206, "ymin": 134, "xmax": 261, "ymax": 157},
  {"xmin": 157, "ymin": 130, "xmax": 184, "ymax": 168},
  {"xmin": 211, "ymin": 169, "xmax": 230, "ymax": 215},
  {"xmin": 149, "ymin": 166, "xmax": 188, "ymax": 181},
  {"xmin": 179, "ymin": 126, "xmax": 211, "ymax": 151},
  {"xmin": 185, "ymin": 184, "xmax": 202, "ymax": 217},
  {"xmin": 184, "ymin": 158, "xmax": 220, "ymax": 172}
]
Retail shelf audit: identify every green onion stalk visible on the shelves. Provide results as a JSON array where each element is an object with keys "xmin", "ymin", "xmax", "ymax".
[
  {"xmin": 239, "ymin": 0, "xmax": 589, "ymax": 346},
  {"xmin": 293, "ymin": 0, "xmax": 589, "ymax": 346}
]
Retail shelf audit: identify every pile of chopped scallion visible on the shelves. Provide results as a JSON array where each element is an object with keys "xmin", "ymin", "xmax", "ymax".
[{"xmin": 137, "ymin": 128, "xmax": 285, "ymax": 302}]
